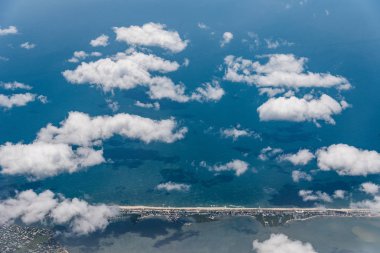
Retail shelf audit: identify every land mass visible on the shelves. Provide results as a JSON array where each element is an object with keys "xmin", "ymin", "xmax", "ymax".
[{"xmin": 117, "ymin": 206, "xmax": 379, "ymax": 227}]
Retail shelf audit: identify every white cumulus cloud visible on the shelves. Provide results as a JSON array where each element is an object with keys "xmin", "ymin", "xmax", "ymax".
[
  {"xmin": 208, "ymin": 159, "xmax": 249, "ymax": 176},
  {"xmin": 0, "ymin": 26, "xmax": 18, "ymax": 36},
  {"xmin": 0, "ymin": 93, "xmax": 37, "ymax": 109},
  {"xmin": 351, "ymin": 196, "xmax": 380, "ymax": 213},
  {"xmin": 156, "ymin": 182, "xmax": 190, "ymax": 192},
  {"xmin": 37, "ymin": 111, "xmax": 187, "ymax": 146},
  {"xmin": 0, "ymin": 81, "xmax": 32, "ymax": 90},
  {"xmin": 20, "ymin": 42, "xmax": 36, "ymax": 50},
  {"xmin": 221, "ymin": 32, "xmax": 233, "ymax": 47},
  {"xmin": 190, "ymin": 81, "xmax": 225, "ymax": 102},
  {"xmin": 257, "ymin": 94, "xmax": 348, "ymax": 125},
  {"xmin": 360, "ymin": 182, "xmax": 380, "ymax": 195},
  {"xmin": 224, "ymin": 54, "xmax": 350, "ymax": 90},
  {"xmin": 63, "ymin": 51, "xmax": 224, "ymax": 103},
  {"xmin": 292, "ymin": 170, "xmax": 312, "ymax": 183},
  {"xmin": 0, "ymin": 142, "xmax": 105, "ymax": 180},
  {"xmin": 135, "ymin": 101, "xmax": 160, "ymax": 110},
  {"xmin": 113, "ymin": 23, "xmax": 188, "ymax": 53},
  {"xmin": 253, "ymin": 233, "xmax": 318, "ymax": 253},
  {"xmin": 333, "ymin": 190, "xmax": 346, "ymax": 199},
  {"xmin": 0, "ymin": 112, "xmax": 187, "ymax": 180},
  {"xmin": 221, "ymin": 127, "xmax": 252, "ymax": 141},
  {"xmin": 316, "ymin": 144, "xmax": 380, "ymax": 176},
  {"xmin": 0, "ymin": 190, "xmax": 118, "ymax": 235},
  {"xmin": 279, "ymin": 149, "xmax": 315, "ymax": 165},
  {"xmin": 258, "ymin": 146, "xmax": 283, "ymax": 161},
  {"xmin": 90, "ymin": 34, "xmax": 109, "ymax": 47},
  {"xmin": 299, "ymin": 190, "xmax": 332, "ymax": 203}
]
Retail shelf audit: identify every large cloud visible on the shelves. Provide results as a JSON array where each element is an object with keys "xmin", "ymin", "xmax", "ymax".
[
  {"xmin": 0, "ymin": 190, "xmax": 118, "ymax": 235},
  {"xmin": 316, "ymin": 144, "xmax": 380, "ymax": 176},
  {"xmin": 0, "ymin": 112, "xmax": 187, "ymax": 180},
  {"xmin": 257, "ymin": 94, "xmax": 348, "ymax": 125},
  {"xmin": 37, "ymin": 111, "xmax": 187, "ymax": 146},
  {"xmin": 224, "ymin": 54, "xmax": 350, "ymax": 90},
  {"xmin": 0, "ymin": 142, "xmax": 104, "ymax": 180},
  {"xmin": 63, "ymin": 51, "xmax": 180, "ymax": 91},
  {"xmin": 253, "ymin": 234, "xmax": 318, "ymax": 253},
  {"xmin": 0, "ymin": 26, "xmax": 18, "ymax": 36},
  {"xmin": 113, "ymin": 23, "xmax": 188, "ymax": 53},
  {"xmin": 63, "ymin": 51, "xmax": 224, "ymax": 102}
]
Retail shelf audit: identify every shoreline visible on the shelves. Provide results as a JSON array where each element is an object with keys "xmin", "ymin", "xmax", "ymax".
[{"xmin": 118, "ymin": 206, "xmax": 374, "ymax": 213}]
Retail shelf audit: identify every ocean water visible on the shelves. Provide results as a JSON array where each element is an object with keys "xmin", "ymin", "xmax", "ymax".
[{"xmin": 1, "ymin": 0, "xmax": 380, "ymax": 251}]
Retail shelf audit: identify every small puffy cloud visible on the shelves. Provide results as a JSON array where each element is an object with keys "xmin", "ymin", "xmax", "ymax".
[
  {"xmin": 333, "ymin": 190, "xmax": 346, "ymax": 199},
  {"xmin": 0, "ymin": 190, "xmax": 118, "ymax": 235},
  {"xmin": 191, "ymin": 81, "xmax": 225, "ymax": 102},
  {"xmin": 253, "ymin": 233, "xmax": 318, "ymax": 253},
  {"xmin": 257, "ymin": 94, "xmax": 348, "ymax": 125},
  {"xmin": 135, "ymin": 101, "xmax": 160, "ymax": 110},
  {"xmin": 351, "ymin": 196, "xmax": 380, "ymax": 212},
  {"xmin": 68, "ymin": 51, "xmax": 102, "ymax": 63},
  {"xmin": 183, "ymin": 58, "xmax": 190, "ymax": 67},
  {"xmin": 316, "ymin": 144, "xmax": 380, "ymax": 176},
  {"xmin": 224, "ymin": 54, "xmax": 350, "ymax": 90},
  {"xmin": 292, "ymin": 170, "xmax": 312, "ymax": 183},
  {"xmin": 258, "ymin": 146, "xmax": 283, "ymax": 161},
  {"xmin": 264, "ymin": 39, "xmax": 294, "ymax": 49},
  {"xmin": 0, "ymin": 142, "xmax": 105, "ymax": 180},
  {"xmin": 221, "ymin": 32, "xmax": 233, "ymax": 47},
  {"xmin": 299, "ymin": 190, "xmax": 332, "ymax": 203},
  {"xmin": 114, "ymin": 23, "xmax": 188, "ymax": 53},
  {"xmin": 0, "ymin": 26, "xmax": 18, "ymax": 36},
  {"xmin": 90, "ymin": 34, "xmax": 109, "ymax": 47},
  {"xmin": 156, "ymin": 182, "xmax": 190, "ymax": 192},
  {"xmin": 279, "ymin": 149, "xmax": 315, "ymax": 165},
  {"xmin": 0, "ymin": 93, "xmax": 37, "ymax": 109},
  {"xmin": 360, "ymin": 182, "xmax": 379, "ymax": 195},
  {"xmin": 37, "ymin": 111, "xmax": 187, "ymax": 146},
  {"xmin": 209, "ymin": 159, "xmax": 249, "ymax": 176},
  {"xmin": 20, "ymin": 42, "xmax": 36, "ymax": 50},
  {"xmin": 105, "ymin": 99, "xmax": 119, "ymax": 112},
  {"xmin": 0, "ymin": 81, "xmax": 32, "ymax": 90},
  {"xmin": 221, "ymin": 126, "xmax": 254, "ymax": 141},
  {"xmin": 258, "ymin": 88, "xmax": 285, "ymax": 97}
]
